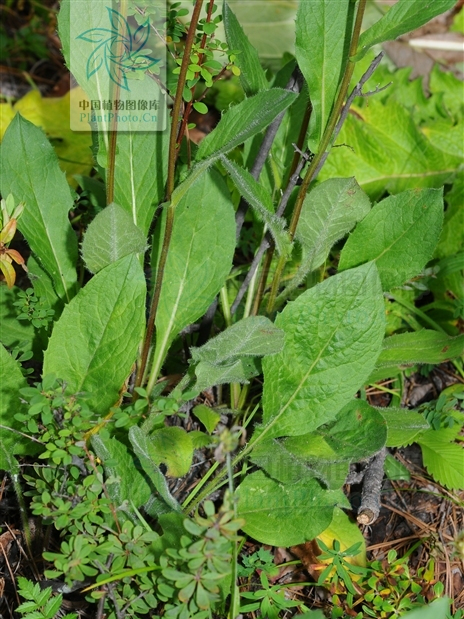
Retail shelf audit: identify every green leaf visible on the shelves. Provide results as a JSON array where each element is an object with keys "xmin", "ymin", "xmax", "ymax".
[
  {"xmin": 418, "ymin": 431, "xmax": 464, "ymax": 490},
  {"xmin": 219, "ymin": 156, "xmax": 290, "ymax": 255},
  {"xmin": 225, "ymin": 0, "xmax": 297, "ymax": 69},
  {"xmin": 150, "ymin": 427, "xmax": 194, "ymax": 478},
  {"xmin": 0, "ymin": 287, "xmax": 34, "ymax": 349},
  {"xmin": 355, "ymin": 0, "xmax": 457, "ymax": 61},
  {"xmin": 82, "ymin": 203, "xmax": 147, "ymax": 273},
  {"xmin": 190, "ymin": 316, "xmax": 285, "ymax": 365},
  {"xmin": 91, "ymin": 434, "xmax": 153, "ymax": 515},
  {"xmin": 297, "ymin": 178, "xmax": 371, "ymax": 271},
  {"xmin": 0, "ymin": 115, "xmax": 78, "ymax": 303},
  {"xmin": 27, "ymin": 255, "xmax": 60, "ymax": 312},
  {"xmin": 315, "ymin": 400, "xmax": 387, "ymax": 461},
  {"xmin": 114, "ymin": 129, "xmax": 169, "ymax": 236},
  {"xmin": 237, "ymin": 470, "xmax": 349, "ymax": 546},
  {"xmin": 319, "ymin": 100, "xmax": 461, "ymax": 200},
  {"xmin": 194, "ymin": 357, "xmax": 261, "ymax": 393},
  {"xmin": 295, "ymin": 0, "xmax": 354, "ymax": 148},
  {"xmin": 260, "ymin": 263, "xmax": 385, "ymax": 439},
  {"xmin": 197, "ymin": 88, "xmax": 298, "ymax": 160},
  {"xmin": 378, "ymin": 407, "xmax": 430, "ymax": 448},
  {"xmin": 0, "ymin": 344, "xmax": 30, "ymax": 459},
  {"xmin": 376, "ymin": 330, "xmax": 464, "ymax": 368},
  {"xmin": 339, "ymin": 188, "xmax": 444, "ymax": 291},
  {"xmin": 250, "ymin": 435, "xmax": 349, "ymax": 490},
  {"xmin": 152, "ymin": 170, "xmax": 235, "ymax": 374},
  {"xmin": 384, "ymin": 454, "xmax": 411, "ymax": 481},
  {"xmin": 128, "ymin": 426, "xmax": 181, "ymax": 514},
  {"xmin": 223, "ymin": 2, "xmax": 268, "ymax": 96},
  {"xmin": 43, "ymin": 255, "xmax": 145, "ymax": 415},
  {"xmin": 435, "ymin": 172, "xmax": 464, "ymax": 259},
  {"xmin": 192, "ymin": 404, "xmax": 221, "ymax": 434},
  {"xmin": 397, "ymin": 597, "xmax": 450, "ymax": 619}
]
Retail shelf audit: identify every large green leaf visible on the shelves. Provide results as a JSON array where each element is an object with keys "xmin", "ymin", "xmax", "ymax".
[
  {"xmin": 376, "ymin": 330, "xmax": 464, "ymax": 368},
  {"xmin": 128, "ymin": 426, "xmax": 181, "ymax": 514},
  {"xmin": 355, "ymin": 0, "xmax": 457, "ymax": 61},
  {"xmin": 398, "ymin": 598, "xmax": 450, "ymax": 619},
  {"xmin": 283, "ymin": 178, "xmax": 370, "ymax": 298},
  {"xmin": 197, "ymin": 88, "xmax": 298, "ymax": 160},
  {"xmin": 237, "ymin": 470, "xmax": 349, "ymax": 546},
  {"xmin": 339, "ymin": 188, "xmax": 444, "ymax": 291},
  {"xmin": 191, "ymin": 316, "xmax": 284, "ymax": 365},
  {"xmin": 43, "ymin": 255, "xmax": 145, "ymax": 415},
  {"xmin": 114, "ymin": 128, "xmax": 169, "ymax": 236},
  {"xmin": 297, "ymin": 178, "xmax": 370, "ymax": 269},
  {"xmin": 0, "ymin": 115, "xmax": 78, "ymax": 303},
  {"xmin": 91, "ymin": 434, "xmax": 153, "ymax": 518},
  {"xmin": 319, "ymin": 100, "xmax": 461, "ymax": 200},
  {"xmin": 295, "ymin": 0, "xmax": 354, "ymax": 149},
  {"xmin": 260, "ymin": 263, "xmax": 385, "ymax": 440},
  {"xmin": 0, "ymin": 344, "xmax": 30, "ymax": 458},
  {"xmin": 219, "ymin": 156, "xmax": 290, "ymax": 255},
  {"xmin": 223, "ymin": 2, "xmax": 268, "ymax": 96},
  {"xmin": 82, "ymin": 203, "xmax": 147, "ymax": 273},
  {"xmin": 152, "ymin": 170, "xmax": 235, "ymax": 374}
]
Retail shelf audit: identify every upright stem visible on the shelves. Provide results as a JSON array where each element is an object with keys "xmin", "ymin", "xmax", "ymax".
[
  {"xmin": 106, "ymin": 0, "xmax": 127, "ymax": 204},
  {"xmin": 135, "ymin": 0, "xmax": 204, "ymax": 392},
  {"xmin": 166, "ymin": 0, "xmax": 205, "ymax": 199},
  {"xmin": 266, "ymin": 0, "xmax": 367, "ymax": 312}
]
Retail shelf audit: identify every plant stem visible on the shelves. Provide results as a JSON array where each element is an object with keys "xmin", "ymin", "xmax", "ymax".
[
  {"xmin": 135, "ymin": 0, "xmax": 204, "ymax": 392},
  {"xmin": 266, "ymin": 0, "xmax": 368, "ymax": 312},
  {"xmin": 105, "ymin": 0, "xmax": 127, "ymax": 204},
  {"xmin": 166, "ymin": 0, "xmax": 205, "ymax": 199}
]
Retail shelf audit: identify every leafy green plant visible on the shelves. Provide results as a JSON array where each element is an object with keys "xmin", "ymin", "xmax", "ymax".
[
  {"xmin": 1, "ymin": 0, "xmax": 463, "ymax": 617},
  {"xmin": 15, "ymin": 576, "xmax": 77, "ymax": 619}
]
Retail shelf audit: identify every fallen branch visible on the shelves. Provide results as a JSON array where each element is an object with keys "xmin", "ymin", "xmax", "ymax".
[{"xmin": 357, "ymin": 447, "xmax": 387, "ymax": 526}]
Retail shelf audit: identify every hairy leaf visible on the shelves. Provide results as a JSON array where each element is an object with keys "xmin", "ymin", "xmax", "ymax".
[
  {"xmin": 355, "ymin": 0, "xmax": 457, "ymax": 61},
  {"xmin": 220, "ymin": 156, "xmax": 290, "ymax": 255},
  {"xmin": 43, "ymin": 255, "xmax": 145, "ymax": 415},
  {"xmin": 194, "ymin": 358, "xmax": 260, "ymax": 393},
  {"xmin": 82, "ymin": 203, "xmax": 147, "ymax": 273},
  {"xmin": 197, "ymin": 88, "xmax": 298, "ymax": 160},
  {"xmin": 91, "ymin": 435, "xmax": 153, "ymax": 516},
  {"xmin": 339, "ymin": 188, "xmax": 444, "ymax": 290},
  {"xmin": 191, "ymin": 316, "xmax": 284, "ymax": 365},
  {"xmin": 237, "ymin": 470, "xmax": 349, "ymax": 547},
  {"xmin": 0, "ymin": 115, "xmax": 78, "ymax": 302},
  {"xmin": 260, "ymin": 263, "xmax": 385, "ymax": 439},
  {"xmin": 295, "ymin": 0, "xmax": 354, "ymax": 148},
  {"xmin": 223, "ymin": 2, "xmax": 268, "ymax": 96},
  {"xmin": 378, "ymin": 407, "xmax": 430, "ymax": 448},
  {"xmin": 376, "ymin": 330, "xmax": 464, "ymax": 367},
  {"xmin": 128, "ymin": 426, "xmax": 181, "ymax": 514}
]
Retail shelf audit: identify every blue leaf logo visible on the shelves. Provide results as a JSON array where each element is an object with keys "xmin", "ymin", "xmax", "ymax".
[{"xmin": 77, "ymin": 7, "xmax": 160, "ymax": 91}]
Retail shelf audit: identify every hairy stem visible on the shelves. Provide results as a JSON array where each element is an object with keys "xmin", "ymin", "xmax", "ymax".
[
  {"xmin": 105, "ymin": 0, "xmax": 127, "ymax": 204},
  {"xmin": 135, "ymin": 0, "xmax": 205, "ymax": 392},
  {"xmin": 267, "ymin": 0, "xmax": 368, "ymax": 312}
]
